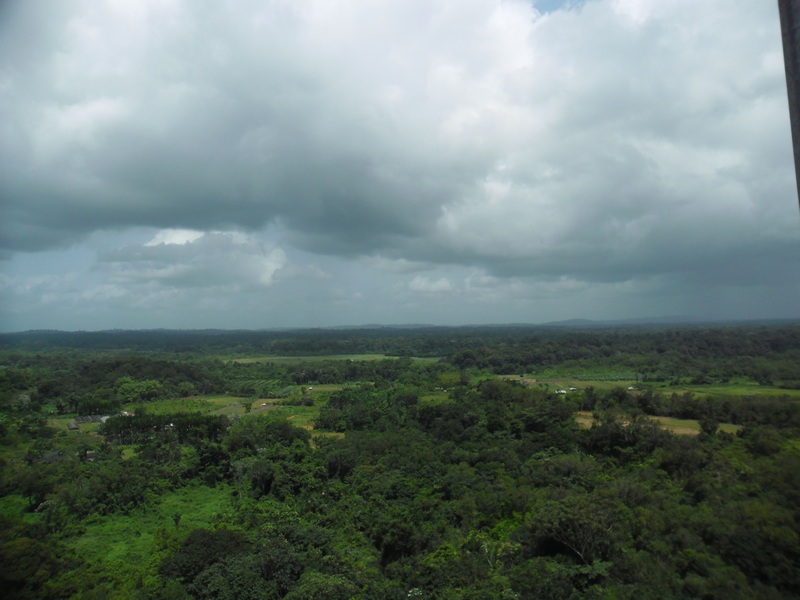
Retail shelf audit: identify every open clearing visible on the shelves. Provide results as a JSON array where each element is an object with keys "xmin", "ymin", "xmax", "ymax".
[
  {"xmin": 575, "ymin": 411, "xmax": 741, "ymax": 436},
  {"xmin": 503, "ymin": 376, "xmax": 638, "ymax": 392},
  {"xmin": 504, "ymin": 375, "xmax": 800, "ymax": 399},
  {"xmin": 651, "ymin": 381, "xmax": 800, "ymax": 399},
  {"xmin": 47, "ymin": 417, "xmax": 104, "ymax": 434},
  {"xmin": 65, "ymin": 484, "xmax": 234, "ymax": 591},
  {"xmin": 227, "ymin": 354, "xmax": 439, "ymax": 365},
  {"xmin": 299, "ymin": 383, "xmax": 347, "ymax": 393},
  {"xmin": 420, "ymin": 391, "xmax": 450, "ymax": 405},
  {"xmin": 280, "ymin": 406, "xmax": 319, "ymax": 429},
  {"xmin": 122, "ymin": 395, "xmax": 250, "ymax": 416}
]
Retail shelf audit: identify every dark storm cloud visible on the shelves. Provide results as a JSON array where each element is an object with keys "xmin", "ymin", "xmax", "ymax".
[
  {"xmin": 0, "ymin": 0, "xmax": 798, "ymax": 330},
  {"xmin": 0, "ymin": 0, "xmax": 470, "ymax": 256}
]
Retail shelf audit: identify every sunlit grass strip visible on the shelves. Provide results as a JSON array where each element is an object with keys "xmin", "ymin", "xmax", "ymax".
[
  {"xmin": 225, "ymin": 354, "xmax": 440, "ymax": 364},
  {"xmin": 519, "ymin": 374, "xmax": 800, "ymax": 398},
  {"xmin": 419, "ymin": 392, "xmax": 450, "ymax": 405},
  {"xmin": 122, "ymin": 395, "xmax": 250, "ymax": 415},
  {"xmin": 650, "ymin": 416, "xmax": 741, "ymax": 435},
  {"xmin": 278, "ymin": 406, "xmax": 320, "ymax": 429},
  {"xmin": 574, "ymin": 411, "xmax": 741, "ymax": 436},
  {"xmin": 651, "ymin": 383, "xmax": 800, "ymax": 398}
]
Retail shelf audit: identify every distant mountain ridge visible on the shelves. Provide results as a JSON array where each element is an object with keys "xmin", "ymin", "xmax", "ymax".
[
  {"xmin": 538, "ymin": 315, "xmax": 703, "ymax": 327},
  {"xmin": 4, "ymin": 316, "xmax": 800, "ymax": 337}
]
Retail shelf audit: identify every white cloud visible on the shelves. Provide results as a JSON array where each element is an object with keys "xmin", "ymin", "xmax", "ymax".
[
  {"xmin": 365, "ymin": 255, "xmax": 429, "ymax": 274},
  {"xmin": 145, "ymin": 229, "xmax": 204, "ymax": 246},
  {"xmin": 409, "ymin": 275, "xmax": 454, "ymax": 293},
  {"xmin": 101, "ymin": 231, "xmax": 287, "ymax": 290}
]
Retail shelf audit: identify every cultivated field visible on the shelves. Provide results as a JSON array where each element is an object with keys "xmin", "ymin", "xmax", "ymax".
[
  {"xmin": 508, "ymin": 375, "xmax": 800, "ymax": 399},
  {"xmin": 227, "ymin": 354, "xmax": 439, "ymax": 365},
  {"xmin": 575, "ymin": 411, "xmax": 742, "ymax": 435}
]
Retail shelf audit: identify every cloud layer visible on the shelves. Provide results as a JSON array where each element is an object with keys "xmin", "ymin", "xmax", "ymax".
[{"xmin": 1, "ymin": 0, "xmax": 798, "ymax": 329}]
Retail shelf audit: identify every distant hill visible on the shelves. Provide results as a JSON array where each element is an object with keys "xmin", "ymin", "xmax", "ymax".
[{"xmin": 539, "ymin": 316, "xmax": 703, "ymax": 327}]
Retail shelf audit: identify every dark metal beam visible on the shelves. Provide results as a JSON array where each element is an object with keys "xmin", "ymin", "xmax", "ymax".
[{"xmin": 778, "ymin": 0, "xmax": 800, "ymax": 208}]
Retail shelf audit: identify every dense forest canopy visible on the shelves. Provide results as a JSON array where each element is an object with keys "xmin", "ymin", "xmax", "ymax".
[{"xmin": 0, "ymin": 323, "xmax": 799, "ymax": 598}]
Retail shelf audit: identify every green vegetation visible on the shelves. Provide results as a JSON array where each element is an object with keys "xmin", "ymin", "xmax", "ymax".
[
  {"xmin": 123, "ymin": 395, "xmax": 250, "ymax": 416},
  {"xmin": 652, "ymin": 380, "xmax": 800, "ymax": 399},
  {"xmin": 66, "ymin": 485, "xmax": 234, "ymax": 595},
  {"xmin": 576, "ymin": 411, "xmax": 742, "ymax": 436},
  {"xmin": 229, "ymin": 354, "xmax": 438, "ymax": 364},
  {"xmin": 0, "ymin": 324, "xmax": 799, "ymax": 598}
]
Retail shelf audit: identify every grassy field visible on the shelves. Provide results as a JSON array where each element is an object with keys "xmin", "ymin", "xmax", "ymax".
[
  {"xmin": 574, "ymin": 412, "xmax": 594, "ymax": 430},
  {"xmin": 651, "ymin": 416, "xmax": 740, "ymax": 435},
  {"xmin": 575, "ymin": 411, "xmax": 741, "ymax": 436},
  {"xmin": 506, "ymin": 375, "xmax": 800, "ymax": 398},
  {"xmin": 419, "ymin": 391, "xmax": 450, "ymax": 405},
  {"xmin": 0, "ymin": 485, "xmax": 235, "ymax": 595},
  {"xmin": 123, "ymin": 395, "xmax": 250, "ymax": 416},
  {"xmin": 47, "ymin": 417, "xmax": 104, "ymax": 434},
  {"xmin": 529, "ymin": 369, "xmax": 638, "ymax": 381},
  {"xmin": 62, "ymin": 484, "xmax": 234, "ymax": 593},
  {"xmin": 227, "ymin": 354, "xmax": 439, "ymax": 365},
  {"xmin": 502, "ymin": 376, "xmax": 637, "ymax": 392},
  {"xmin": 299, "ymin": 384, "xmax": 347, "ymax": 393},
  {"xmin": 0, "ymin": 494, "xmax": 44, "ymax": 527},
  {"xmin": 651, "ymin": 381, "xmax": 800, "ymax": 398},
  {"xmin": 39, "ymin": 390, "xmax": 339, "ymax": 440},
  {"xmin": 279, "ymin": 406, "xmax": 320, "ymax": 429}
]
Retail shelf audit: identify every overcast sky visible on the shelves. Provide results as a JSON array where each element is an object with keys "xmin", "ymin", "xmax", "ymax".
[{"xmin": 1, "ymin": 0, "xmax": 799, "ymax": 331}]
